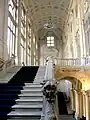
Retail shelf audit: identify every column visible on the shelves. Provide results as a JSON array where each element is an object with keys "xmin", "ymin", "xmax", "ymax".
[
  {"xmin": 35, "ymin": 32, "xmax": 39, "ymax": 65},
  {"xmin": 38, "ymin": 41, "xmax": 40, "ymax": 65},
  {"xmin": 85, "ymin": 90, "xmax": 90, "ymax": 120},
  {"xmin": 31, "ymin": 28, "xmax": 34, "ymax": 65},
  {"xmin": 71, "ymin": 89, "xmax": 75, "ymax": 110},
  {"xmin": 79, "ymin": 91, "xmax": 83, "ymax": 118},
  {"xmin": 82, "ymin": 92, "xmax": 86, "ymax": 117},
  {"xmin": 74, "ymin": 89, "xmax": 79, "ymax": 116},
  {"xmin": 26, "ymin": 15, "xmax": 28, "ymax": 65},
  {"xmin": 17, "ymin": 0, "xmax": 21, "ymax": 65},
  {"xmin": 55, "ymin": 94, "xmax": 60, "ymax": 120},
  {"xmin": 78, "ymin": 5, "xmax": 84, "ymax": 57},
  {"xmin": 85, "ymin": 93, "xmax": 89, "ymax": 120}
]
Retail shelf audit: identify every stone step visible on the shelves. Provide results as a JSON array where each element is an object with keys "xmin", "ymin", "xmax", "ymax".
[
  {"xmin": 7, "ymin": 118, "xmax": 40, "ymax": 120},
  {"xmin": 8, "ymin": 111, "xmax": 41, "ymax": 117},
  {"xmin": 16, "ymin": 98, "xmax": 43, "ymax": 103},
  {"xmin": 16, "ymin": 101, "xmax": 42, "ymax": 105},
  {"xmin": 18, "ymin": 96, "xmax": 43, "ymax": 100},
  {"xmin": 18, "ymin": 93, "xmax": 43, "ymax": 97},
  {"xmin": 21, "ymin": 89, "xmax": 42, "ymax": 94},
  {"xmin": 12, "ymin": 104, "xmax": 42, "ymax": 110},
  {"xmin": 24, "ymin": 83, "xmax": 41, "ymax": 86},
  {"xmin": 23, "ymin": 85, "xmax": 42, "ymax": 89},
  {"xmin": 23, "ymin": 83, "xmax": 42, "ymax": 87},
  {"xmin": 11, "ymin": 109, "xmax": 41, "ymax": 112}
]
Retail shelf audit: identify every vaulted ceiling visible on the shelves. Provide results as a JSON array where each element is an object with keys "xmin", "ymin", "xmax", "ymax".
[{"xmin": 24, "ymin": 0, "xmax": 71, "ymax": 37}]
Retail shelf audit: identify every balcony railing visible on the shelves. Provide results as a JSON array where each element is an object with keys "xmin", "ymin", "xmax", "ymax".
[{"xmin": 54, "ymin": 57, "xmax": 90, "ymax": 67}]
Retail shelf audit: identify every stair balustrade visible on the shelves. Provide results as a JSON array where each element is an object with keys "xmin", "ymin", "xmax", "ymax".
[
  {"xmin": 0, "ymin": 56, "xmax": 16, "ymax": 74},
  {"xmin": 0, "ymin": 58, "xmax": 4, "ymax": 71},
  {"xmin": 54, "ymin": 57, "xmax": 90, "ymax": 67},
  {"xmin": 41, "ymin": 57, "xmax": 60, "ymax": 120}
]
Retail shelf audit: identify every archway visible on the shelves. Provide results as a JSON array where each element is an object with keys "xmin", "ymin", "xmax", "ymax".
[{"xmin": 56, "ymin": 76, "xmax": 82, "ymax": 118}]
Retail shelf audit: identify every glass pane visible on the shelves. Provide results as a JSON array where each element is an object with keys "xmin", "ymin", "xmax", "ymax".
[
  {"xmin": 51, "ymin": 36, "xmax": 54, "ymax": 40},
  {"xmin": 12, "ymin": 35, "xmax": 15, "ymax": 54},
  {"xmin": 11, "ymin": 20, "xmax": 13, "ymax": 31},
  {"xmin": 20, "ymin": 45, "xmax": 23, "ymax": 63},
  {"xmin": 9, "ymin": 6, "xmax": 12, "ymax": 14},
  {"xmin": 8, "ymin": 17, "xmax": 11, "ymax": 27},
  {"xmin": 47, "ymin": 44, "xmax": 51, "ymax": 47},
  {"xmin": 13, "ymin": 25, "xmax": 15, "ymax": 33},
  {"xmin": 47, "ymin": 40, "xmax": 51, "ymax": 43},
  {"xmin": 33, "ymin": 35, "xmax": 35, "ymax": 43},
  {"xmin": 51, "ymin": 40, "xmax": 54, "ymax": 44},
  {"xmin": 51, "ymin": 43, "xmax": 54, "ymax": 46},
  {"xmin": 7, "ymin": 28, "xmax": 11, "ymax": 54},
  {"xmin": 47, "ymin": 36, "xmax": 50, "ymax": 40}
]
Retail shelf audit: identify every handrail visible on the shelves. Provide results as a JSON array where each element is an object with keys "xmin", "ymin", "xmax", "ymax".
[
  {"xmin": 41, "ymin": 57, "xmax": 60, "ymax": 120},
  {"xmin": 0, "ymin": 58, "xmax": 4, "ymax": 63},
  {"xmin": 0, "ymin": 56, "xmax": 16, "ymax": 73},
  {"xmin": 0, "ymin": 58, "xmax": 4, "ymax": 71}
]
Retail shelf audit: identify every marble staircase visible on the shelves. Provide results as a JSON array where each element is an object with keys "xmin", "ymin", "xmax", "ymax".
[
  {"xmin": 0, "ymin": 66, "xmax": 40, "ymax": 119},
  {"xmin": 7, "ymin": 66, "xmax": 46, "ymax": 119},
  {"xmin": 8, "ymin": 83, "xmax": 43, "ymax": 120}
]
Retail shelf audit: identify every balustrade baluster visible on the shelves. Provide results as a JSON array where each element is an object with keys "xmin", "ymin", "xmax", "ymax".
[{"xmin": 54, "ymin": 57, "xmax": 90, "ymax": 67}]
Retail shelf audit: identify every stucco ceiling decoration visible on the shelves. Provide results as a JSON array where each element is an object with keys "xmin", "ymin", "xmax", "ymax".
[{"xmin": 27, "ymin": 0, "xmax": 71, "ymax": 32}]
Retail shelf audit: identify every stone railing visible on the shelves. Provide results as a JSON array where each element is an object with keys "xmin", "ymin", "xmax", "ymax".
[
  {"xmin": 54, "ymin": 57, "xmax": 90, "ymax": 67},
  {"xmin": 0, "ymin": 56, "xmax": 16, "ymax": 73},
  {"xmin": 0, "ymin": 58, "xmax": 4, "ymax": 71}
]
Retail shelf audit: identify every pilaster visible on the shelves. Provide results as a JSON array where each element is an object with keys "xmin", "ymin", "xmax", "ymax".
[{"xmin": 17, "ymin": 0, "xmax": 22, "ymax": 65}]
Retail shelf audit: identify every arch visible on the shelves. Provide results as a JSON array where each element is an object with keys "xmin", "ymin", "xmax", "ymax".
[
  {"xmin": 58, "ymin": 76, "xmax": 77, "ymax": 84},
  {"xmin": 56, "ymin": 76, "xmax": 82, "ymax": 90},
  {"xmin": 54, "ymin": 67, "xmax": 90, "ymax": 90}
]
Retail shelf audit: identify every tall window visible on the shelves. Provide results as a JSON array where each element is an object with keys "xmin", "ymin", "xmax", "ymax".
[
  {"xmin": 7, "ymin": 0, "xmax": 18, "ymax": 57},
  {"xmin": 47, "ymin": 36, "xmax": 54, "ymax": 47},
  {"xmin": 20, "ymin": 3, "xmax": 26, "ymax": 65}
]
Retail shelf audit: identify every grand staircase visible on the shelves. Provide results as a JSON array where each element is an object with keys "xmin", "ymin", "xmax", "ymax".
[
  {"xmin": 0, "ymin": 66, "xmax": 44, "ymax": 120},
  {"xmin": 8, "ymin": 83, "xmax": 43, "ymax": 120}
]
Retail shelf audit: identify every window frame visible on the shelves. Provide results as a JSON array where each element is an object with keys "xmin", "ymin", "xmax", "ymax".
[{"xmin": 47, "ymin": 36, "xmax": 54, "ymax": 47}]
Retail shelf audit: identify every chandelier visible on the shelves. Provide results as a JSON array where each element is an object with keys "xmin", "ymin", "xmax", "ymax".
[{"xmin": 44, "ymin": 18, "xmax": 55, "ymax": 29}]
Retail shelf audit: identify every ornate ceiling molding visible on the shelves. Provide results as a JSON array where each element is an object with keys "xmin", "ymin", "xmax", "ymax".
[{"xmin": 25, "ymin": 0, "xmax": 71, "ymax": 32}]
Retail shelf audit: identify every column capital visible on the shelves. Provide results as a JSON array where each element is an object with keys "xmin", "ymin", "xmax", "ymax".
[{"xmin": 85, "ymin": 90, "xmax": 90, "ymax": 97}]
